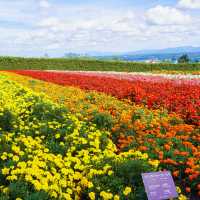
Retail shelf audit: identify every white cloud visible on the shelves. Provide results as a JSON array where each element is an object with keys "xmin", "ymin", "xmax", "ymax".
[
  {"xmin": 37, "ymin": 17, "xmax": 67, "ymax": 31},
  {"xmin": 146, "ymin": 5, "xmax": 192, "ymax": 25},
  {"xmin": 0, "ymin": 1, "xmax": 38, "ymax": 23},
  {"xmin": 36, "ymin": 10, "xmax": 143, "ymax": 38},
  {"xmin": 0, "ymin": 1, "xmax": 200, "ymax": 56},
  {"xmin": 178, "ymin": 0, "xmax": 200, "ymax": 9},
  {"xmin": 39, "ymin": 0, "xmax": 51, "ymax": 9}
]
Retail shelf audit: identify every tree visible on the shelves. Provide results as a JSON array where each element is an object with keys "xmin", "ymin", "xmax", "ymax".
[{"xmin": 178, "ymin": 54, "xmax": 190, "ymax": 63}]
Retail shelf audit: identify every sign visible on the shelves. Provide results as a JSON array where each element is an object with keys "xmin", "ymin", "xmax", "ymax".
[{"xmin": 142, "ymin": 171, "xmax": 178, "ymax": 200}]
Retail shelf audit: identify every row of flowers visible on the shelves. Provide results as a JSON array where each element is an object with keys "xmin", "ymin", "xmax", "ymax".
[
  {"xmin": 152, "ymin": 70, "xmax": 200, "ymax": 75},
  {"xmin": 3, "ymin": 71, "xmax": 200, "ymax": 199},
  {"xmin": 0, "ymin": 73, "xmax": 165, "ymax": 200},
  {"xmin": 9, "ymin": 70, "xmax": 200, "ymax": 126},
  {"xmin": 48, "ymin": 71, "xmax": 200, "ymax": 84}
]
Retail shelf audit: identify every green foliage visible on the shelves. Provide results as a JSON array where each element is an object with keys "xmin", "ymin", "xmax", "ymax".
[
  {"xmin": 0, "ymin": 56, "xmax": 200, "ymax": 71},
  {"xmin": 0, "ymin": 194, "xmax": 9, "ymax": 200},
  {"xmin": 8, "ymin": 181, "xmax": 50, "ymax": 200},
  {"xmin": 90, "ymin": 159, "xmax": 152, "ymax": 200},
  {"xmin": 31, "ymin": 100, "xmax": 68, "ymax": 122},
  {"xmin": 92, "ymin": 112, "xmax": 113, "ymax": 130},
  {"xmin": 0, "ymin": 109, "xmax": 15, "ymax": 131},
  {"xmin": 113, "ymin": 160, "xmax": 153, "ymax": 187}
]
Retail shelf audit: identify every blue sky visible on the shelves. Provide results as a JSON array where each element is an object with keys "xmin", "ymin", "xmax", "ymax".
[{"xmin": 0, "ymin": 0, "xmax": 200, "ymax": 57}]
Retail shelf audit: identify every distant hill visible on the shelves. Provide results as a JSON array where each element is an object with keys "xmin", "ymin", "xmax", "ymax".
[
  {"xmin": 117, "ymin": 52, "xmax": 200, "ymax": 62},
  {"xmin": 125, "ymin": 46, "xmax": 200, "ymax": 55},
  {"xmin": 63, "ymin": 46, "xmax": 200, "ymax": 62},
  {"xmin": 82, "ymin": 46, "xmax": 200, "ymax": 57},
  {"xmin": 84, "ymin": 46, "xmax": 200, "ymax": 62}
]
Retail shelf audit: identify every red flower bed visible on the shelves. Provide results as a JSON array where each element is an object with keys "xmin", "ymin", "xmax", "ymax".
[{"xmin": 10, "ymin": 70, "xmax": 200, "ymax": 125}]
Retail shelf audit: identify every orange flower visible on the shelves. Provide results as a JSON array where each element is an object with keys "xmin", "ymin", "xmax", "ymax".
[
  {"xmin": 139, "ymin": 146, "xmax": 148, "ymax": 151},
  {"xmin": 180, "ymin": 151, "xmax": 189, "ymax": 156},
  {"xmin": 164, "ymin": 144, "xmax": 170, "ymax": 151},
  {"xmin": 162, "ymin": 158, "xmax": 177, "ymax": 165},
  {"xmin": 173, "ymin": 170, "xmax": 179, "ymax": 177},
  {"xmin": 158, "ymin": 152, "xmax": 163, "ymax": 160},
  {"xmin": 185, "ymin": 187, "xmax": 191, "ymax": 193},
  {"xmin": 173, "ymin": 149, "xmax": 179, "ymax": 155},
  {"xmin": 185, "ymin": 168, "xmax": 193, "ymax": 174},
  {"xmin": 189, "ymin": 175, "xmax": 195, "ymax": 181}
]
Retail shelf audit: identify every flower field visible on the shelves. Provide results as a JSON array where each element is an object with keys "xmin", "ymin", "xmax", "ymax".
[
  {"xmin": 0, "ymin": 73, "xmax": 159, "ymax": 200},
  {"xmin": 0, "ymin": 70, "xmax": 199, "ymax": 200},
  {"xmin": 11, "ymin": 70, "xmax": 200, "ymax": 125}
]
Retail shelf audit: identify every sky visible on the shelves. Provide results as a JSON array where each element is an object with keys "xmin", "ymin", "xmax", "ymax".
[{"xmin": 0, "ymin": 0, "xmax": 200, "ymax": 57}]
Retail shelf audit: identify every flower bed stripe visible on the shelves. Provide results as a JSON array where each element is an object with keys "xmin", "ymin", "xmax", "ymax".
[
  {"xmin": 10, "ymin": 70, "xmax": 200, "ymax": 126},
  {"xmin": 3, "ymin": 71, "xmax": 200, "ymax": 198}
]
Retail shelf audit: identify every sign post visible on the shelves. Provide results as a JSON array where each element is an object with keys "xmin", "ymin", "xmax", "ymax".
[{"xmin": 142, "ymin": 171, "xmax": 178, "ymax": 200}]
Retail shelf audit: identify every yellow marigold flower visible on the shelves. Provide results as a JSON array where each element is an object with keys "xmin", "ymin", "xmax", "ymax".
[
  {"xmin": 123, "ymin": 187, "xmax": 132, "ymax": 196},
  {"xmin": 89, "ymin": 192, "xmax": 95, "ymax": 200},
  {"xmin": 66, "ymin": 188, "xmax": 73, "ymax": 195},
  {"xmin": 2, "ymin": 167, "xmax": 10, "ymax": 175},
  {"xmin": 25, "ymin": 175, "xmax": 32, "ymax": 182},
  {"xmin": 176, "ymin": 186, "xmax": 181, "ymax": 194},
  {"xmin": 103, "ymin": 165, "xmax": 112, "ymax": 171},
  {"xmin": 44, "ymin": 148, "xmax": 49, "ymax": 152},
  {"xmin": 34, "ymin": 181, "xmax": 42, "ymax": 191},
  {"xmin": 16, "ymin": 198, "xmax": 23, "ymax": 200},
  {"xmin": 88, "ymin": 182, "xmax": 94, "ymax": 188},
  {"xmin": 179, "ymin": 194, "xmax": 188, "ymax": 200},
  {"xmin": 73, "ymin": 172, "xmax": 82, "ymax": 180},
  {"xmin": 114, "ymin": 195, "xmax": 120, "ymax": 200},
  {"xmin": 1, "ymin": 154, "xmax": 7, "ymax": 160},
  {"xmin": 2, "ymin": 187, "xmax": 9, "ymax": 194},
  {"xmin": 178, "ymin": 194, "xmax": 188, "ymax": 200},
  {"xmin": 11, "ymin": 145, "xmax": 20, "ymax": 154},
  {"xmin": 60, "ymin": 142, "xmax": 64, "ymax": 146},
  {"xmin": 55, "ymin": 133, "xmax": 60, "ymax": 139},
  {"xmin": 19, "ymin": 151, "xmax": 25, "ymax": 156},
  {"xmin": 50, "ymin": 191, "xmax": 58, "ymax": 198},
  {"xmin": 17, "ymin": 161, "xmax": 27, "ymax": 168},
  {"xmin": 75, "ymin": 186, "xmax": 81, "ymax": 193},
  {"xmin": 7, "ymin": 175, "xmax": 17, "ymax": 181},
  {"xmin": 13, "ymin": 155, "xmax": 19, "ymax": 162},
  {"xmin": 81, "ymin": 177, "xmax": 89, "ymax": 187},
  {"xmin": 108, "ymin": 170, "xmax": 113, "ymax": 176},
  {"xmin": 100, "ymin": 191, "xmax": 113, "ymax": 200},
  {"xmin": 63, "ymin": 193, "xmax": 72, "ymax": 200},
  {"xmin": 148, "ymin": 160, "xmax": 159, "ymax": 168},
  {"xmin": 8, "ymin": 153, "xmax": 13, "ymax": 157},
  {"xmin": 142, "ymin": 153, "xmax": 148, "ymax": 159}
]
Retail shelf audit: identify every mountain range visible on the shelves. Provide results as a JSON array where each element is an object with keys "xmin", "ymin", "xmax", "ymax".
[
  {"xmin": 84, "ymin": 46, "xmax": 200, "ymax": 57},
  {"xmin": 64, "ymin": 46, "xmax": 200, "ymax": 62},
  {"xmin": 89, "ymin": 46, "xmax": 200, "ymax": 62},
  {"xmin": 124, "ymin": 46, "xmax": 200, "ymax": 56}
]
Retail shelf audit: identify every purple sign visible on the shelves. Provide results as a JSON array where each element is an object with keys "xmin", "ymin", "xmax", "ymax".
[{"xmin": 142, "ymin": 171, "xmax": 178, "ymax": 200}]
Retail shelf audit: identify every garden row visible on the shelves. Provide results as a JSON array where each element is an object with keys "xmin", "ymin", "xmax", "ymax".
[
  {"xmin": 0, "ymin": 73, "xmax": 164, "ymax": 200},
  {"xmin": 11, "ymin": 70, "xmax": 200, "ymax": 126},
  {"xmin": 0, "ymin": 56, "xmax": 200, "ymax": 72},
  {"xmin": 3, "ymin": 71, "xmax": 200, "ymax": 199}
]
